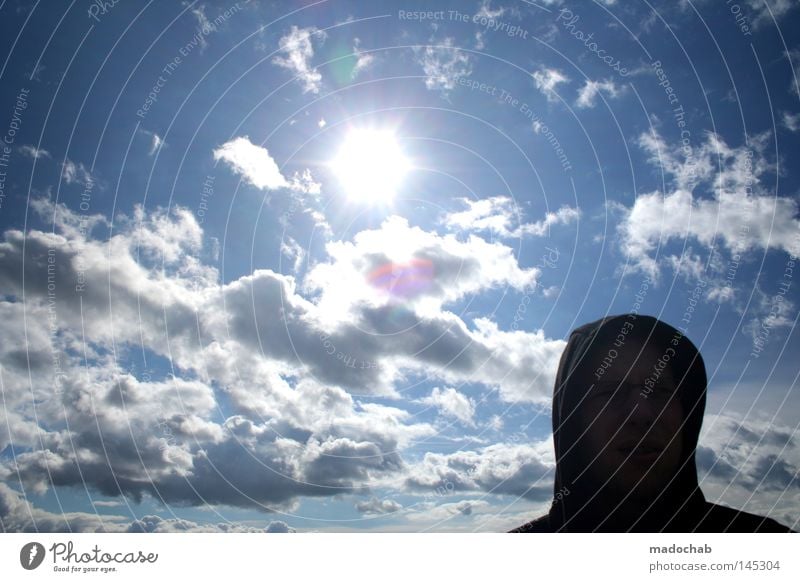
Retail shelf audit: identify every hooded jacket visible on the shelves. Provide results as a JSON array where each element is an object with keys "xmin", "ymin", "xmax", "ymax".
[{"xmin": 509, "ymin": 314, "xmax": 795, "ymax": 533}]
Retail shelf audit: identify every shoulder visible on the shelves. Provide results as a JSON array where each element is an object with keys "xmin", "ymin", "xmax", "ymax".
[
  {"xmin": 508, "ymin": 514, "xmax": 551, "ymax": 533},
  {"xmin": 699, "ymin": 503, "xmax": 796, "ymax": 533}
]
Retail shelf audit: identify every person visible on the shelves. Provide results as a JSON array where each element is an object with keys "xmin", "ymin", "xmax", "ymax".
[{"xmin": 509, "ymin": 314, "xmax": 795, "ymax": 532}]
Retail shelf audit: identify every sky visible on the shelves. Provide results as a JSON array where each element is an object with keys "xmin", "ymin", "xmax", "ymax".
[{"xmin": 0, "ymin": 0, "xmax": 798, "ymax": 533}]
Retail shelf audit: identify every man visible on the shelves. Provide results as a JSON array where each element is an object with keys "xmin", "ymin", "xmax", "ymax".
[{"xmin": 510, "ymin": 314, "xmax": 795, "ymax": 532}]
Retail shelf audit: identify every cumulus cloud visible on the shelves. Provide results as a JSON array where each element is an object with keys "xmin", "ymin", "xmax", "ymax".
[
  {"xmin": 213, "ymin": 136, "xmax": 288, "ymax": 190},
  {"xmin": 405, "ymin": 440, "xmax": 554, "ymax": 501},
  {"xmin": 355, "ymin": 496, "xmax": 403, "ymax": 515},
  {"xmin": 0, "ymin": 192, "xmax": 569, "ymax": 531},
  {"xmin": 419, "ymin": 387, "xmax": 476, "ymax": 426},
  {"xmin": 618, "ymin": 129, "xmax": 800, "ymax": 279},
  {"xmin": 12, "ymin": 190, "xmax": 789, "ymax": 530},
  {"xmin": 264, "ymin": 520, "xmax": 296, "ymax": 533},
  {"xmin": 0, "ymin": 482, "xmax": 129, "ymax": 533},
  {"xmin": 416, "ymin": 37, "xmax": 472, "ymax": 94},
  {"xmin": 213, "ymin": 137, "xmax": 320, "ymax": 196},
  {"xmin": 441, "ymin": 196, "xmax": 519, "ymax": 236},
  {"xmin": 305, "ymin": 215, "xmax": 540, "ymax": 314},
  {"xmin": 272, "ymin": 25, "xmax": 326, "ymax": 94},
  {"xmin": 0, "ymin": 201, "xmax": 436, "ymax": 515},
  {"xmin": 532, "ymin": 67, "xmax": 569, "ymax": 102},
  {"xmin": 697, "ymin": 412, "xmax": 799, "ymax": 526},
  {"xmin": 0, "ymin": 482, "xmax": 294, "ymax": 532}
]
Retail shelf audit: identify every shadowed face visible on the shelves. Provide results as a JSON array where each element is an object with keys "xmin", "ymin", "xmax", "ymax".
[{"xmin": 576, "ymin": 339, "xmax": 684, "ymax": 499}]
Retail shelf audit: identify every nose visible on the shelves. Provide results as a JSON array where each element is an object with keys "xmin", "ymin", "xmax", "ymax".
[{"xmin": 625, "ymin": 390, "xmax": 657, "ymax": 428}]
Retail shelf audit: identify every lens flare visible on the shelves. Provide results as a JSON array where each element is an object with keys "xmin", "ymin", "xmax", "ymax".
[{"xmin": 367, "ymin": 258, "xmax": 435, "ymax": 300}]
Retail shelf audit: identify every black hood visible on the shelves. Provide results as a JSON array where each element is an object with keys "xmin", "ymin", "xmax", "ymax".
[{"xmin": 548, "ymin": 314, "xmax": 708, "ymax": 532}]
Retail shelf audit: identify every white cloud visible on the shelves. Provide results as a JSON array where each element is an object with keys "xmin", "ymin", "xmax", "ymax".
[
  {"xmin": 417, "ymin": 37, "xmax": 472, "ymax": 94},
  {"xmin": 352, "ymin": 37, "xmax": 375, "ymax": 78},
  {"xmin": 190, "ymin": 4, "xmax": 211, "ymax": 51},
  {"xmin": 0, "ymin": 201, "xmax": 440, "ymax": 513},
  {"xmin": 697, "ymin": 412, "xmax": 800, "ymax": 527},
  {"xmin": 474, "ymin": 31, "xmax": 487, "ymax": 51},
  {"xmin": 787, "ymin": 48, "xmax": 800, "ymax": 98},
  {"xmin": 213, "ymin": 136, "xmax": 288, "ymax": 190},
  {"xmin": 575, "ymin": 79, "xmax": 624, "ymax": 109},
  {"xmin": 782, "ymin": 111, "xmax": 800, "ymax": 132},
  {"xmin": 442, "ymin": 196, "xmax": 517, "ymax": 236},
  {"xmin": 742, "ymin": 283, "xmax": 795, "ymax": 347},
  {"xmin": 280, "ymin": 236, "xmax": 306, "ymax": 273},
  {"xmin": 618, "ymin": 129, "xmax": 800, "ymax": 279},
  {"xmin": 405, "ymin": 499, "xmax": 492, "ymax": 523},
  {"xmin": 532, "ymin": 67, "xmax": 569, "ymax": 102},
  {"xmin": 61, "ymin": 159, "xmax": 93, "ymax": 187},
  {"xmin": 355, "ymin": 496, "xmax": 403, "ymax": 515},
  {"xmin": 127, "ymin": 204, "xmax": 203, "ymax": 264},
  {"xmin": 516, "ymin": 206, "xmax": 580, "ymax": 237},
  {"xmin": 272, "ymin": 25, "xmax": 326, "ymax": 94},
  {"xmin": 149, "ymin": 133, "xmax": 164, "ymax": 155},
  {"xmin": 476, "ymin": 0, "xmax": 506, "ymax": 19},
  {"xmin": 691, "ymin": 0, "xmax": 797, "ymax": 29},
  {"xmin": 264, "ymin": 520, "xmax": 296, "ymax": 533},
  {"xmin": 304, "ymin": 215, "xmax": 540, "ymax": 315},
  {"xmin": 0, "ymin": 482, "xmax": 129, "ymax": 532},
  {"xmin": 707, "ymin": 284, "xmax": 735, "ymax": 303},
  {"xmin": 442, "ymin": 196, "xmax": 580, "ymax": 238},
  {"xmin": 0, "ymin": 482, "xmax": 294, "ymax": 532},
  {"xmin": 0, "ymin": 194, "xmax": 570, "ymax": 530},
  {"xmin": 406, "ymin": 440, "xmax": 554, "ymax": 501},
  {"xmin": 420, "ymin": 387, "xmax": 476, "ymax": 426},
  {"xmin": 139, "ymin": 128, "xmax": 165, "ymax": 156},
  {"xmin": 18, "ymin": 145, "xmax": 50, "ymax": 159}
]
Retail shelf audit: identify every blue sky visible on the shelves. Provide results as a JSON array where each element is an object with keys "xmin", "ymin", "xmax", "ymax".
[{"xmin": 0, "ymin": 0, "xmax": 798, "ymax": 532}]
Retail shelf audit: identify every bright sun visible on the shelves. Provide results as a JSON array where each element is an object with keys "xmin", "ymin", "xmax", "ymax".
[{"xmin": 331, "ymin": 129, "xmax": 410, "ymax": 203}]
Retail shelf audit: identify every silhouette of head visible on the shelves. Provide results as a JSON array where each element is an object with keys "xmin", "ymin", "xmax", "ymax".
[
  {"xmin": 550, "ymin": 314, "xmax": 707, "ymax": 531},
  {"xmin": 577, "ymin": 335, "xmax": 684, "ymax": 498}
]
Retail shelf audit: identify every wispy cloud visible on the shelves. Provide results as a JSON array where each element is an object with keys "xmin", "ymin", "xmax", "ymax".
[
  {"xmin": 782, "ymin": 111, "xmax": 800, "ymax": 132},
  {"xmin": 18, "ymin": 144, "xmax": 50, "ymax": 159},
  {"xmin": 61, "ymin": 159, "xmax": 93, "ymax": 186},
  {"xmin": 575, "ymin": 78, "xmax": 624, "ymax": 108},
  {"xmin": 442, "ymin": 196, "xmax": 580, "ymax": 238},
  {"xmin": 139, "ymin": 128, "xmax": 165, "ymax": 156},
  {"xmin": 272, "ymin": 25, "xmax": 326, "ymax": 94},
  {"xmin": 416, "ymin": 37, "xmax": 472, "ymax": 95},
  {"xmin": 352, "ymin": 37, "xmax": 375, "ymax": 78}
]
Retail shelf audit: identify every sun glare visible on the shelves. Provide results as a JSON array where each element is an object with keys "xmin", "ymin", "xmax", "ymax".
[{"xmin": 331, "ymin": 129, "xmax": 410, "ymax": 203}]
